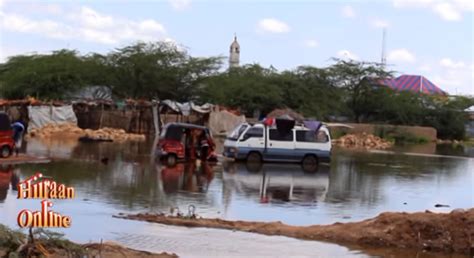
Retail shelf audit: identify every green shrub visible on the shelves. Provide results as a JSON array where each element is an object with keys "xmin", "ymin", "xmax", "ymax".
[{"xmin": 374, "ymin": 125, "xmax": 428, "ymax": 144}]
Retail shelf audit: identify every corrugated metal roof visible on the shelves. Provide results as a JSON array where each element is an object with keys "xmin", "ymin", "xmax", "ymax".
[{"xmin": 370, "ymin": 75, "xmax": 446, "ymax": 95}]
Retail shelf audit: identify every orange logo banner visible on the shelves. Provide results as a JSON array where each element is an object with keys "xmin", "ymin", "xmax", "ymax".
[{"xmin": 17, "ymin": 173, "xmax": 73, "ymax": 228}]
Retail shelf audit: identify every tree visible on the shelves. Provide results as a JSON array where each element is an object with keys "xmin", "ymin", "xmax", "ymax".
[
  {"xmin": 282, "ymin": 66, "xmax": 344, "ymax": 120},
  {"xmin": 0, "ymin": 50, "xmax": 92, "ymax": 99},
  {"xmin": 108, "ymin": 42, "xmax": 222, "ymax": 101},
  {"xmin": 327, "ymin": 59, "xmax": 393, "ymax": 122},
  {"xmin": 422, "ymin": 95, "xmax": 474, "ymax": 140},
  {"xmin": 202, "ymin": 64, "xmax": 283, "ymax": 116}
]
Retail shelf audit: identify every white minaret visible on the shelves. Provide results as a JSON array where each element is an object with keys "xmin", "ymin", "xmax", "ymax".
[{"xmin": 229, "ymin": 34, "xmax": 240, "ymax": 68}]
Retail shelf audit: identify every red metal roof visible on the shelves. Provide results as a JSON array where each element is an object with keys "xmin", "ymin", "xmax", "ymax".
[{"xmin": 372, "ymin": 75, "xmax": 446, "ymax": 95}]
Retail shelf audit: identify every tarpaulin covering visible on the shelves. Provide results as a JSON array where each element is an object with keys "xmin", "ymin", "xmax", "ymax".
[
  {"xmin": 27, "ymin": 105, "xmax": 77, "ymax": 132},
  {"xmin": 161, "ymin": 100, "xmax": 213, "ymax": 116},
  {"xmin": 303, "ymin": 120, "xmax": 322, "ymax": 132},
  {"xmin": 67, "ymin": 86, "xmax": 113, "ymax": 101},
  {"xmin": 275, "ymin": 118, "xmax": 295, "ymax": 136},
  {"xmin": 371, "ymin": 75, "xmax": 446, "ymax": 95}
]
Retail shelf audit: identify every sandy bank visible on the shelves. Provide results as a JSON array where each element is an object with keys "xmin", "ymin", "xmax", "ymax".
[
  {"xmin": 0, "ymin": 154, "xmax": 50, "ymax": 165},
  {"xmin": 0, "ymin": 225, "xmax": 177, "ymax": 258},
  {"xmin": 114, "ymin": 209, "xmax": 473, "ymax": 255},
  {"xmin": 27, "ymin": 123, "xmax": 146, "ymax": 142},
  {"xmin": 333, "ymin": 133, "xmax": 393, "ymax": 150}
]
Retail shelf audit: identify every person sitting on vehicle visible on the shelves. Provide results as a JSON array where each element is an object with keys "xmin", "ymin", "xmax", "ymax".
[
  {"xmin": 187, "ymin": 129, "xmax": 200, "ymax": 160},
  {"xmin": 11, "ymin": 121, "xmax": 25, "ymax": 157}
]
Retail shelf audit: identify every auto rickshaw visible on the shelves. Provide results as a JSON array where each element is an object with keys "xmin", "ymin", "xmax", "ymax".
[
  {"xmin": 156, "ymin": 123, "xmax": 218, "ymax": 164},
  {"xmin": 0, "ymin": 112, "xmax": 15, "ymax": 158}
]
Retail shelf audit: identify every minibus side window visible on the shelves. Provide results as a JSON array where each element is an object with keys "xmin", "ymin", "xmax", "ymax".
[
  {"xmin": 316, "ymin": 130, "xmax": 329, "ymax": 143},
  {"xmin": 296, "ymin": 130, "xmax": 315, "ymax": 142},
  {"xmin": 296, "ymin": 130, "xmax": 329, "ymax": 143},
  {"xmin": 269, "ymin": 129, "xmax": 293, "ymax": 141}
]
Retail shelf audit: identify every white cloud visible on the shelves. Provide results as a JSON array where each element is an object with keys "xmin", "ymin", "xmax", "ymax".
[
  {"xmin": 257, "ymin": 18, "xmax": 290, "ymax": 33},
  {"xmin": 431, "ymin": 72, "xmax": 473, "ymax": 95},
  {"xmin": 387, "ymin": 48, "xmax": 416, "ymax": 63},
  {"xmin": 418, "ymin": 64, "xmax": 432, "ymax": 72},
  {"xmin": 0, "ymin": 6, "xmax": 167, "ymax": 45},
  {"xmin": 453, "ymin": 0, "xmax": 474, "ymax": 11},
  {"xmin": 337, "ymin": 50, "xmax": 359, "ymax": 60},
  {"xmin": 40, "ymin": 4, "xmax": 63, "ymax": 15},
  {"xmin": 440, "ymin": 58, "xmax": 465, "ymax": 69},
  {"xmin": 392, "ymin": 0, "xmax": 472, "ymax": 21},
  {"xmin": 138, "ymin": 19, "xmax": 166, "ymax": 33},
  {"xmin": 341, "ymin": 5, "xmax": 356, "ymax": 18},
  {"xmin": 393, "ymin": 0, "xmax": 434, "ymax": 8},
  {"xmin": 168, "ymin": 0, "xmax": 191, "ymax": 11},
  {"xmin": 1, "ymin": 13, "xmax": 72, "ymax": 39},
  {"xmin": 304, "ymin": 39, "xmax": 319, "ymax": 48},
  {"xmin": 372, "ymin": 18, "xmax": 389, "ymax": 28},
  {"xmin": 423, "ymin": 59, "xmax": 473, "ymax": 95},
  {"xmin": 432, "ymin": 75, "xmax": 462, "ymax": 87},
  {"xmin": 433, "ymin": 2, "xmax": 462, "ymax": 21},
  {"xmin": 79, "ymin": 6, "xmax": 114, "ymax": 28}
]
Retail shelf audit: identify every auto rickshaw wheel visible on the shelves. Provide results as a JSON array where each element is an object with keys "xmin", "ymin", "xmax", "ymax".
[
  {"xmin": 0, "ymin": 146, "xmax": 12, "ymax": 158},
  {"xmin": 166, "ymin": 154, "xmax": 177, "ymax": 166}
]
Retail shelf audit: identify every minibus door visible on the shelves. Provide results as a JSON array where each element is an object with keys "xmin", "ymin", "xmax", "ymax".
[{"xmin": 265, "ymin": 128, "xmax": 295, "ymax": 161}]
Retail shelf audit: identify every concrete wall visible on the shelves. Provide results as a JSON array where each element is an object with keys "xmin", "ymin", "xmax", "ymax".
[{"xmin": 331, "ymin": 123, "xmax": 438, "ymax": 141}]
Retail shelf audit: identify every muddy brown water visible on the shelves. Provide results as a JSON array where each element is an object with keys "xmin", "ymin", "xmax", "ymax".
[{"xmin": 0, "ymin": 138, "xmax": 472, "ymax": 257}]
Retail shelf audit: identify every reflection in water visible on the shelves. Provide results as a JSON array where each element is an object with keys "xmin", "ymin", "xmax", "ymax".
[
  {"xmin": 0, "ymin": 165, "xmax": 18, "ymax": 203},
  {"xmin": 223, "ymin": 162, "xmax": 329, "ymax": 204},
  {"xmin": 161, "ymin": 162, "xmax": 215, "ymax": 193}
]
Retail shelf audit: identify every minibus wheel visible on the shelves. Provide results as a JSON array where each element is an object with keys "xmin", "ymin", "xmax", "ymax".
[
  {"xmin": 246, "ymin": 152, "xmax": 262, "ymax": 163},
  {"xmin": 302, "ymin": 155, "xmax": 318, "ymax": 172}
]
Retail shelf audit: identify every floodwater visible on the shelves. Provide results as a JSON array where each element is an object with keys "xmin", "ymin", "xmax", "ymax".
[{"xmin": 0, "ymin": 138, "xmax": 473, "ymax": 257}]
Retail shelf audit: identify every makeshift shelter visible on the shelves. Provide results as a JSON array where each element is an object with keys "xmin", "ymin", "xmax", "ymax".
[
  {"xmin": 160, "ymin": 100, "xmax": 213, "ymax": 116},
  {"xmin": 67, "ymin": 86, "xmax": 113, "ymax": 102},
  {"xmin": 27, "ymin": 105, "xmax": 77, "ymax": 132},
  {"xmin": 208, "ymin": 110, "xmax": 246, "ymax": 136},
  {"xmin": 369, "ymin": 75, "xmax": 446, "ymax": 95},
  {"xmin": 159, "ymin": 100, "xmax": 214, "ymax": 125}
]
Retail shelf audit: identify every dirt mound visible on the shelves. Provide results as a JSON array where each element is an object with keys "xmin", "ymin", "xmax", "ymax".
[
  {"xmin": 333, "ymin": 133, "xmax": 393, "ymax": 149},
  {"xmin": 114, "ymin": 209, "xmax": 474, "ymax": 255},
  {"xmin": 27, "ymin": 123, "xmax": 146, "ymax": 142}
]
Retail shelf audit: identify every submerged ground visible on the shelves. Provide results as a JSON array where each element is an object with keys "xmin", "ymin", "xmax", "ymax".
[{"xmin": 0, "ymin": 138, "xmax": 472, "ymax": 257}]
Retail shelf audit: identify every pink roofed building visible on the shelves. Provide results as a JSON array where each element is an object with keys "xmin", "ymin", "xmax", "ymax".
[{"xmin": 369, "ymin": 75, "xmax": 447, "ymax": 95}]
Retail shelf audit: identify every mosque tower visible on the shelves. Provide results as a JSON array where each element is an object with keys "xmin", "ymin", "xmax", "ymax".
[{"xmin": 229, "ymin": 34, "xmax": 240, "ymax": 68}]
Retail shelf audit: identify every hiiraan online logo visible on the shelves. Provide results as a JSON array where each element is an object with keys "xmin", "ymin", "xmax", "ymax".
[{"xmin": 17, "ymin": 173, "xmax": 74, "ymax": 228}]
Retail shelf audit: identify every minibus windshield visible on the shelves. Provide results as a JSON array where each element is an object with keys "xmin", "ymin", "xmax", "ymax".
[{"xmin": 227, "ymin": 124, "xmax": 248, "ymax": 141}]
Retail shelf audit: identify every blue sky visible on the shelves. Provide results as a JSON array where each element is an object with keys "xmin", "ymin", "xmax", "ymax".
[{"xmin": 0, "ymin": 0, "xmax": 472, "ymax": 95}]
